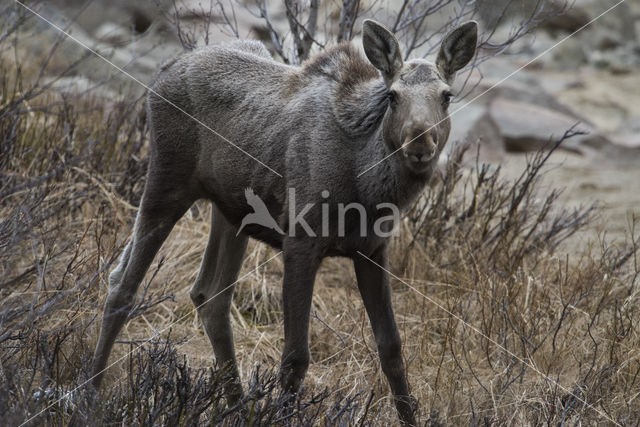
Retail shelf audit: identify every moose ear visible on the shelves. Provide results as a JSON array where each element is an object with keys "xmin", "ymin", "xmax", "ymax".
[
  {"xmin": 362, "ymin": 19, "xmax": 403, "ymax": 87},
  {"xmin": 436, "ymin": 21, "xmax": 478, "ymax": 84}
]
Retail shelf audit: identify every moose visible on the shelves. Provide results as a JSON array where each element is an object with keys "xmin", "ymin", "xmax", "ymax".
[{"xmin": 90, "ymin": 19, "xmax": 477, "ymax": 425}]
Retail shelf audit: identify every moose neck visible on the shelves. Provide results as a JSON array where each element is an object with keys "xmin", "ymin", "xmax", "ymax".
[{"xmin": 320, "ymin": 48, "xmax": 431, "ymax": 210}]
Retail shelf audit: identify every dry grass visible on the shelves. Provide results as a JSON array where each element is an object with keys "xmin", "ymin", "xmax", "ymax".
[{"xmin": 2, "ymin": 9, "xmax": 640, "ymax": 427}]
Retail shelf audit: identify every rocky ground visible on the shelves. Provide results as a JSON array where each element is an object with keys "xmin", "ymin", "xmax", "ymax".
[{"xmin": 462, "ymin": 0, "xmax": 640, "ymax": 244}]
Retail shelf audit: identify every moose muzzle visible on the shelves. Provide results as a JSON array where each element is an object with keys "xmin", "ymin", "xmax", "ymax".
[{"xmin": 402, "ymin": 125, "xmax": 438, "ymax": 170}]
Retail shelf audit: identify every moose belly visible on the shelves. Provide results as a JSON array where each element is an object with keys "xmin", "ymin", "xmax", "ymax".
[{"xmin": 241, "ymin": 225, "xmax": 285, "ymax": 249}]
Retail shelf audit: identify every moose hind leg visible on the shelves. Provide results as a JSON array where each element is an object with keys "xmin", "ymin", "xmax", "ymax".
[
  {"xmin": 91, "ymin": 190, "xmax": 193, "ymax": 388},
  {"xmin": 190, "ymin": 204, "xmax": 248, "ymax": 405},
  {"xmin": 108, "ymin": 240, "xmax": 132, "ymax": 289}
]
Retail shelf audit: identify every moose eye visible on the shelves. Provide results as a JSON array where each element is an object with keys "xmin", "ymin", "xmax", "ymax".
[{"xmin": 442, "ymin": 91, "xmax": 453, "ymax": 106}]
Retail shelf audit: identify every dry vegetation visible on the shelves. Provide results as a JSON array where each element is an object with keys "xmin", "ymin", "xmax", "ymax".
[{"xmin": 2, "ymin": 2, "xmax": 640, "ymax": 426}]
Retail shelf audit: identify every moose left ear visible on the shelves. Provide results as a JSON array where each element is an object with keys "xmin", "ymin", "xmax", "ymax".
[
  {"xmin": 436, "ymin": 21, "xmax": 478, "ymax": 84},
  {"xmin": 362, "ymin": 19, "xmax": 403, "ymax": 87}
]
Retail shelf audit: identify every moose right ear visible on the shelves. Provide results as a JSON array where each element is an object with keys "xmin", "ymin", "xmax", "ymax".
[
  {"xmin": 436, "ymin": 21, "xmax": 478, "ymax": 84},
  {"xmin": 362, "ymin": 20, "xmax": 403, "ymax": 87}
]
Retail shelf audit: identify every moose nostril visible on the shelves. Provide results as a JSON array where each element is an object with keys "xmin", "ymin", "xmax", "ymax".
[{"xmin": 406, "ymin": 151, "xmax": 432, "ymax": 163}]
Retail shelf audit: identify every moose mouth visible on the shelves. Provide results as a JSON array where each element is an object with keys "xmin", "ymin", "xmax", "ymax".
[{"xmin": 403, "ymin": 150, "xmax": 434, "ymax": 173}]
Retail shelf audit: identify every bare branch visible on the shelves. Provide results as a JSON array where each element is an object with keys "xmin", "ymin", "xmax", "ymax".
[
  {"xmin": 256, "ymin": 0, "xmax": 289, "ymax": 63},
  {"xmin": 337, "ymin": 0, "xmax": 360, "ymax": 43},
  {"xmin": 284, "ymin": 0, "xmax": 321, "ymax": 63},
  {"xmin": 217, "ymin": 0, "xmax": 239, "ymax": 38}
]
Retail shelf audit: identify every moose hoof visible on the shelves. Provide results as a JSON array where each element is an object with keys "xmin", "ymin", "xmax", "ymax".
[
  {"xmin": 224, "ymin": 385, "xmax": 244, "ymax": 409},
  {"xmin": 279, "ymin": 368, "xmax": 304, "ymax": 395},
  {"xmin": 279, "ymin": 355, "xmax": 309, "ymax": 394},
  {"xmin": 395, "ymin": 394, "xmax": 418, "ymax": 426}
]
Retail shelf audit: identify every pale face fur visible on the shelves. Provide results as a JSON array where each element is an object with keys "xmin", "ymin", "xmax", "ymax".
[
  {"xmin": 363, "ymin": 19, "xmax": 478, "ymax": 176},
  {"xmin": 383, "ymin": 59, "xmax": 453, "ymax": 174}
]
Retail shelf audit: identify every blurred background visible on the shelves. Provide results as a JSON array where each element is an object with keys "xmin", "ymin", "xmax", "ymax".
[{"xmin": 31, "ymin": 0, "xmax": 640, "ymax": 238}]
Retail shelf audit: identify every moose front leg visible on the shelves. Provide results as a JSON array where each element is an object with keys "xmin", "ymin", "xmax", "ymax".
[
  {"xmin": 279, "ymin": 239, "xmax": 321, "ymax": 394},
  {"xmin": 354, "ymin": 246, "xmax": 417, "ymax": 426}
]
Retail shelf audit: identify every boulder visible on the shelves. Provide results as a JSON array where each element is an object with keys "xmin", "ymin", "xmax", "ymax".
[
  {"xmin": 541, "ymin": 2, "xmax": 591, "ymax": 34},
  {"xmin": 543, "ymin": 0, "xmax": 637, "ymax": 43},
  {"xmin": 579, "ymin": 0, "xmax": 636, "ymax": 49},
  {"xmin": 554, "ymin": 70, "xmax": 640, "ymax": 132},
  {"xmin": 474, "ymin": 0, "xmax": 541, "ymax": 29},
  {"xmin": 549, "ymin": 36, "xmax": 589, "ymax": 69},
  {"xmin": 489, "ymin": 98, "xmax": 610, "ymax": 154},
  {"xmin": 610, "ymin": 116, "xmax": 640, "ymax": 149},
  {"xmin": 589, "ymin": 45, "xmax": 640, "ymax": 73},
  {"xmin": 445, "ymin": 103, "xmax": 505, "ymax": 164},
  {"xmin": 462, "ymin": 57, "xmax": 588, "ymax": 121},
  {"xmin": 610, "ymin": 133, "xmax": 640, "ymax": 149},
  {"xmin": 616, "ymin": 116, "xmax": 640, "ymax": 135}
]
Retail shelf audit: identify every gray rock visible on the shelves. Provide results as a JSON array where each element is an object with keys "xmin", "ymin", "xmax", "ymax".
[
  {"xmin": 610, "ymin": 116, "xmax": 640, "ymax": 149},
  {"xmin": 574, "ymin": 0, "xmax": 637, "ymax": 47},
  {"xmin": 544, "ymin": 0, "xmax": 637, "ymax": 43},
  {"xmin": 538, "ymin": 0, "xmax": 639, "ymax": 75},
  {"xmin": 541, "ymin": 1, "xmax": 591, "ymax": 34},
  {"xmin": 474, "ymin": 0, "xmax": 541, "ymax": 29},
  {"xmin": 462, "ymin": 57, "xmax": 589, "ymax": 122},
  {"xmin": 616, "ymin": 116, "xmax": 640, "ymax": 134},
  {"xmin": 549, "ymin": 36, "xmax": 588, "ymax": 69},
  {"xmin": 489, "ymin": 98, "xmax": 609, "ymax": 153},
  {"xmin": 589, "ymin": 45, "xmax": 640, "ymax": 73},
  {"xmin": 445, "ymin": 103, "xmax": 505, "ymax": 163},
  {"xmin": 610, "ymin": 133, "xmax": 640, "ymax": 149}
]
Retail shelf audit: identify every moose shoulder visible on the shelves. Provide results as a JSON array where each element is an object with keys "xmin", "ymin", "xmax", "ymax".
[{"xmin": 90, "ymin": 20, "xmax": 477, "ymax": 425}]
